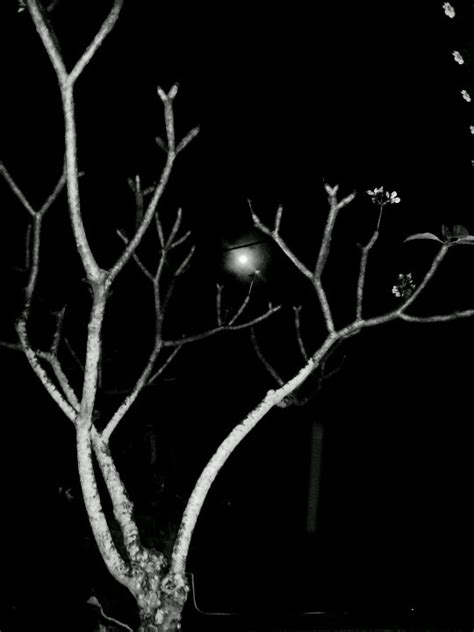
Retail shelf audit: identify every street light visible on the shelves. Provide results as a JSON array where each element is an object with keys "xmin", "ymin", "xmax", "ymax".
[{"xmin": 223, "ymin": 239, "xmax": 268, "ymax": 280}]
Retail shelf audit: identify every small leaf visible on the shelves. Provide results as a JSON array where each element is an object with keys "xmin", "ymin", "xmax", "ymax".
[
  {"xmin": 452, "ymin": 236, "xmax": 474, "ymax": 245},
  {"xmin": 404, "ymin": 232, "xmax": 443, "ymax": 243},
  {"xmin": 86, "ymin": 596, "xmax": 100, "ymax": 607},
  {"xmin": 452, "ymin": 224, "xmax": 469, "ymax": 237}
]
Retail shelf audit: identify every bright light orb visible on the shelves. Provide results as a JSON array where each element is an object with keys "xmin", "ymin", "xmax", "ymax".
[
  {"xmin": 225, "ymin": 244, "xmax": 266, "ymax": 280},
  {"xmin": 237, "ymin": 253, "xmax": 250, "ymax": 266}
]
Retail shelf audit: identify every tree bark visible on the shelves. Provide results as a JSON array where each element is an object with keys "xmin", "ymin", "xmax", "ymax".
[{"xmin": 135, "ymin": 570, "xmax": 188, "ymax": 632}]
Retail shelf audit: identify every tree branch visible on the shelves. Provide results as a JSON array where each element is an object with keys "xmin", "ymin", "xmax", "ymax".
[
  {"xmin": 313, "ymin": 185, "xmax": 355, "ymax": 332},
  {"xmin": 26, "ymin": 0, "xmax": 67, "ymax": 83},
  {"xmin": 250, "ymin": 327, "xmax": 284, "ymax": 386},
  {"xmin": 356, "ymin": 206, "xmax": 383, "ymax": 318},
  {"xmin": 0, "ymin": 161, "xmax": 36, "ymax": 216},
  {"xmin": 148, "ymin": 345, "xmax": 183, "ymax": 385},
  {"xmin": 39, "ymin": 351, "xmax": 80, "ymax": 411},
  {"xmin": 77, "ymin": 425, "xmax": 134, "ymax": 589},
  {"xmin": 78, "ymin": 286, "xmax": 107, "ymax": 428},
  {"xmin": 0, "ymin": 164, "xmax": 67, "ymax": 319},
  {"xmin": 250, "ymin": 202, "xmax": 314, "ymax": 281},
  {"xmin": 163, "ymin": 304, "xmax": 281, "ymax": 347},
  {"xmin": 103, "ymin": 208, "xmax": 194, "ymax": 441},
  {"xmin": 16, "ymin": 319, "xmax": 77, "ymax": 423},
  {"xmin": 293, "ymin": 306, "xmax": 309, "ymax": 362},
  {"xmin": 171, "ymin": 333, "xmax": 338, "ymax": 575},
  {"xmin": 227, "ymin": 279, "xmax": 255, "ymax": 326},
  {"xmin": 92, "ymin": 429, "xmax": 143, "ymax": 561},
  {"xmin": 116, "ymin": 230, "xmax": 153, "ymax": 280},
  {"xmin": 107, "ymin": 86, "xmax": 198, "ymax": 287},
  {"xmin": 398, "ymin": 245, "xmax": 448, "ymax": 312},
  {"xmin": 399, "ymin": 309, "xmax": 474, "ymax": 323},
  {"xmin": 69, "ymin": 0, "xmax": 125, "ymax": 85},
  {"xmin": 27, "ymin": 2, "xmax": 106, "ymax": 282}
]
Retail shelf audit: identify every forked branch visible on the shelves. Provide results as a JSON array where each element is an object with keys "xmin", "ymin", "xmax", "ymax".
[{"xmin": 171, "ymin": 185, "xmax": 474, "ymax": 577}]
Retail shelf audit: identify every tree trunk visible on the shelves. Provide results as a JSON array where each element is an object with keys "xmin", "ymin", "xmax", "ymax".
[{"xmin": 134, "ymin": 570, "xmax": 189, "ymax": 632}]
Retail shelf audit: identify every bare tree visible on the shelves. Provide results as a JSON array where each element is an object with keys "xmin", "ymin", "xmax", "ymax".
[{"xmin": 2, "ymin": 2, "xmax": 474, "ymax": 631}]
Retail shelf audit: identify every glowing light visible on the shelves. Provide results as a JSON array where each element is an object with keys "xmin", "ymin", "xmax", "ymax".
[
  {"xmin": 223, "ymin": 239, "xmax": 268, "ymax": 280},
  {"xmin": 237, "ymin": 253, "xmax": 250, "ymax": 266}
]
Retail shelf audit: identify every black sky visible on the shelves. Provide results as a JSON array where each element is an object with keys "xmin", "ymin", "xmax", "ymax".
[{"xmin": 1, "ymin": 0, "xmax": 474, "ymax": 627}]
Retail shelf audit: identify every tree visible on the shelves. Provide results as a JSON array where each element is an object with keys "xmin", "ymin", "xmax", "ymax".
[{"xmin": 1, "ymin": 2, "xmax": 474, "ymax": 631}]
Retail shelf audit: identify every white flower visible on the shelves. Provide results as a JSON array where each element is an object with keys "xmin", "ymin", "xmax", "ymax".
[
  {"xmin": 442, "ymin": 2, "xmax": 455, "ymax": 18},
  {"xmin": 392, "ymin": 272, "xmax": 415, "ymax": 300},
  {"xmin": 453, "ymin": 50, "xmax": 464, "ymax": 65},
  {"xmin": 461, "ymin": 89, "xmax": 471, "ymax": 103},
  {"xmin": 367, "ymin": 187, "xmax": 401, "ymax": 206},
  {"xmin": 389, "ymin": 191, "xmax": 401, "ymax": 204},
  {"xmin": 367, "ymin": 187, "xmax": 383, "ymax": 197}
]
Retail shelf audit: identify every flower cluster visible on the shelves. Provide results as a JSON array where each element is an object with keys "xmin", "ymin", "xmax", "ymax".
[
  {"xmin": 453, "ymin": 50, "xmax": 464, "ymax": 65},
  {"xmin": 461, "ymin": 89, "xmax": 471, "ymax": 103},
  {"xmin": 442, "ymin": 2, "xmax": 455, "ymax": 18},
  {"xmin": 367, "ymin": 187, "xmax": 401, "ymax": 206},
  {"xmin": 392, "ymin": 273, "xmax": 416, "ymax": 300}
]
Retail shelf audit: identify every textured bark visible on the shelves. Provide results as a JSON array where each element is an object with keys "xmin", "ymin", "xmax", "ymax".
[
  {"xmin": 77, "ymin": 424, "xmax": 133, "ymax": 589},
  {"xmin": 130, "ymin": 557, "xmax": 188, "ymax": 632}
]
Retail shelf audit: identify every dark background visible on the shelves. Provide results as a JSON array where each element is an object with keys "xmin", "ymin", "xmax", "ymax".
[{"xmin": 1, "ymin": 1, "xmax": 474, "ymax": 629}]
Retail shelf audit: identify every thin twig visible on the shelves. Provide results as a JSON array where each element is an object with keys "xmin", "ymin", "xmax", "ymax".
[
  {"xmin": 293, "ymin": 306, "xmax": 308, "ymax": 362},
  {"xmin": 356, "ymin": 206, "xmax": 383, "ymax": 318},
  {"xmin": 116, "ymin": 230, "xmax": 153, "ymax": 280},
  {"xmin": 250, "ymin": 198, "xmax": 337, "ymax": 332},
  {"xmin": 163, "ymin": 304, "xmax": 281, "ymax": 347},
  {"xmin": 148, "ymin": 345, "xmax": 183, "ymax": 385},
  {"xmin": 249, "ymin": 202, "xmax": 313, "ymax": 281},
  {"xmin": 400, "ymin": 309, "xmax": 474, "ymax": 323},
  {"xmin": 65, "ymin": 338, "xmax": 84, "ymax": 371},
  {"xmin": 175, "ymin": 245, "xmax": 195, "ymax": 276},
  {"xmin": 107, "ymin": 88, "xmax": 184, "ymax": 286},
  {"xmin": 155, "ymin": 212, "xmax": 165, "ymax": 248},
  {"xmin": 86, "ymin": 595, "xmax": 133, "ymax": 632},
  {"xmin": 39, "ymin": 166, "xmax": 68, "ymax": 215},
  {"xmin": 0, "ymin": 340, "xmax": 22, "ymax": 351},
  {"xmin": 315, "ymin": 186, "xmax": 352, "ymax": 279},
  {"xmin": 129, "ymin": 175, "xmax": 144, "ymax": 231},
  {"xmin": 0, "ymin": 162, "xmax": 35, "ymax": 216},
  {"xmin": 170, "ymin": 229, "xmax": 192, "ymax": 250},
  {"xmin": 102, "ymin": 334, "xmax": 164, "ymax": 441},
  {"xmin": 274, "ymin": 204, "xmax": 283, "ymax": 235},
  {"xmin": 399, "ymin": 245, "xmax": 449, "ymax": 312},
  {"xmin": 22, "ymin": 215, "xmax": 41, "ymax": 318},
  {"xmin": 165, "ymin": 207, "xmax": 183, "ymax": 248},
  {"xmin": 216, "ymin": 284, "xmax": 223, "ymax": 327},
  {"xmin": 176, "ymin": 126, "xmax": 200, "ymax": 154},
  {"xmin": 16, "ymin": 320, "xmax": 77, "ymax": 422},
  {"xmin": 24, "ymin": 224, "xmax": 32, "ymax": 270},
  {"xmin": 228, "ymin": 280, "xmax": 254, "ymax": 325},
  {"xmin": 313, "ymin": 187, "xmax": 355, "ymax": 331},
  {"xmin": 50, "ymin": 307, "xmax": 66, "ymax": 355},
  {"xmin": 250, "ymin": 327, "xmax": 284, "ymax": 386},
  {"xmin": 102, "ymin": 259, "xmax": 169, "ymax": 440}
]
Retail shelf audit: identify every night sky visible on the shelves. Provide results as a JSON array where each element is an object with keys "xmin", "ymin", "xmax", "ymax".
[{"xmin": 1, "ymin": 1, "xmax": 474, "ymax": 629}]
